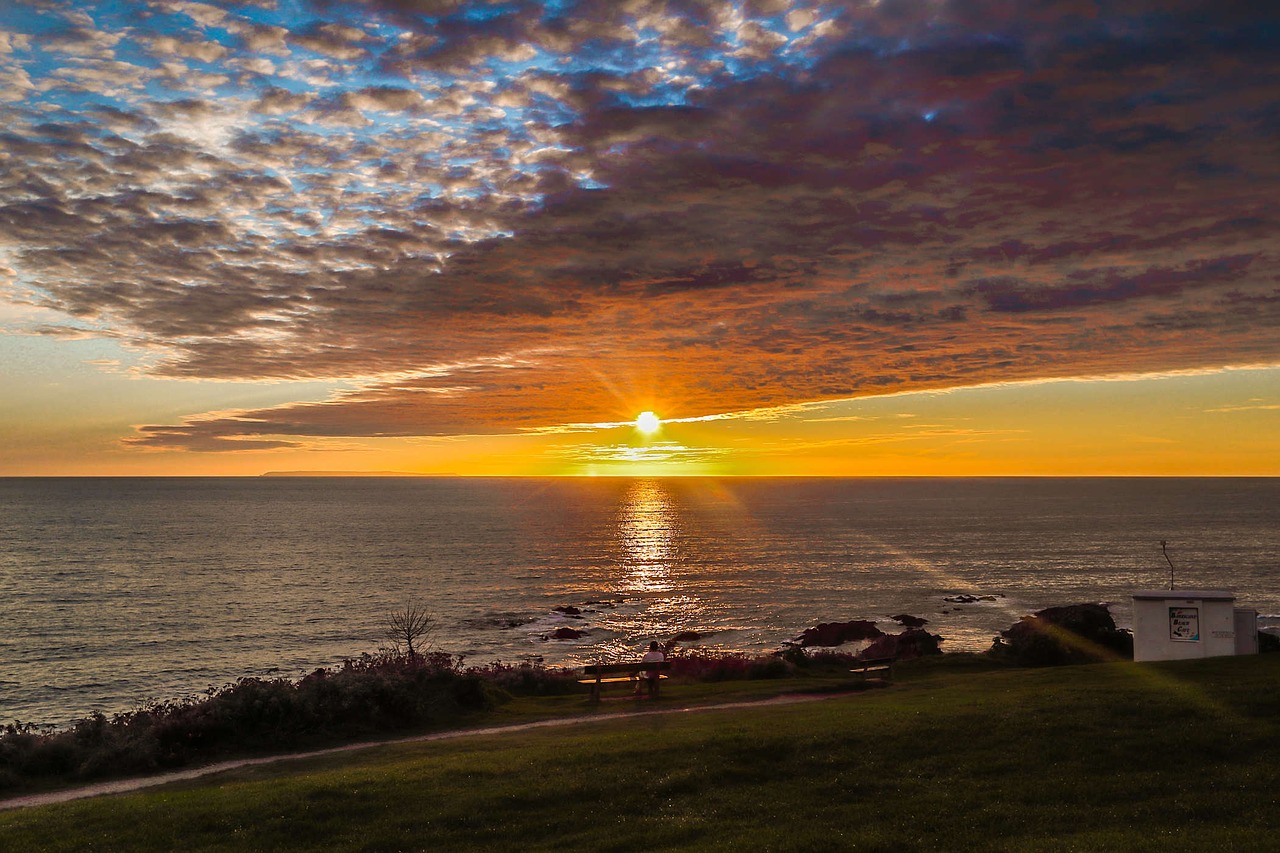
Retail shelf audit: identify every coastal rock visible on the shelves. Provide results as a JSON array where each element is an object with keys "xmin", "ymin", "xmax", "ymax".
[
  {"xmin": 890, "ymin": 614, "xmax": 929, "ymax": 628},
  {"xmin": 465, "ymin": 614, "xmax": 536, "ymax": 629},
  {"xmin": 792, "ymin": 620, "xmax": 884, "ymax": 648},
  {"xmin": 944, "ymin": 593, "xmax": 1002, "ymax": 604},
  {"xmin": 671, "ymin": 630, "xmax": 702, "ymax": 643},
  {"xmin": 861, "ymin": 628, "xmax": 944, "ymax": 660},
  {"xmin": 991, "ymin": 603, "xmax": 1133, "ymax": 666},
  {"xmin": 553, "ymin": 605, "xmax": 582, "ymax": 617},
  {"xmin": 547, "ymin": 627, "xmax": 585, "ymax": 640}
]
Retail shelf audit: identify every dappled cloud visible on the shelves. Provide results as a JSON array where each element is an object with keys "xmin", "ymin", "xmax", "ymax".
[{"xmin": 0, "ymin": 0, "xmax": 1276, "ymax": 451}]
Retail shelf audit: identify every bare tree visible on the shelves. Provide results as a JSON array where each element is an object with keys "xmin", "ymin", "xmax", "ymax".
[{"xmin": 384, "ymin": 603, "xmax": 436, "ymax": 660}]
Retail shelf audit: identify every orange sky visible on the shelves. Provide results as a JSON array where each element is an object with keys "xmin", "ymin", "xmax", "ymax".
[{"xmin": 2, "ymin": 331, "xmax": 1274, "ymax": 476}]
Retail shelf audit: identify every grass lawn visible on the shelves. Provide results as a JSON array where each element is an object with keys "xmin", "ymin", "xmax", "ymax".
[{"xmin": 3, "ymin": 654, "xmax": 1278, "ymax": 851}]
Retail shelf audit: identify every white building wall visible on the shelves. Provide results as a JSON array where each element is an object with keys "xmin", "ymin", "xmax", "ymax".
[
  {"xmin": 1132, "ymin": 591, "xmax": 1237, "ymax": 662},
  {"xmin": 1235, "ymin": 609, "xmax": 1259, "ymax": 655}
]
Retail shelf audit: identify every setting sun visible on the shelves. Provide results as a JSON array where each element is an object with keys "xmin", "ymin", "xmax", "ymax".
[{"xmin": 636, "ymin": 411, "xmax": 661, "ymax": 434}]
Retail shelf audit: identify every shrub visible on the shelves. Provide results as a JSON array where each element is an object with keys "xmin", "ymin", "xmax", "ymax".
[
  {"xmin": 664, "ymin": 650, "xmax": 795, "ymax": 682},
  {"xmin": 800, "ymin": 649, "xmax": 865, "ymax": 668},
  {"xmin": 0, "ymin": 650, "xmax": 494, "ymax": 793},
  {"xmin": 465, "ymin": 659, "xmax": 579, "ymax": 696}
]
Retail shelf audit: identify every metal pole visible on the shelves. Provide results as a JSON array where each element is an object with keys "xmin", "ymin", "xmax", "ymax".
[{"xmin": 1161, "ymin": 540, "xmax": 1175, "ymax": 590}]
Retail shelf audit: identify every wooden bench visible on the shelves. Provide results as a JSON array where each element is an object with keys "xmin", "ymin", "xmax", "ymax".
[
  {"xmin": 580, "ymin": 661, "xmax": 672, "ymax": 702},
  {"xmin": 850, "ymin": 657, "xmax": 894, "ymax": 681}
]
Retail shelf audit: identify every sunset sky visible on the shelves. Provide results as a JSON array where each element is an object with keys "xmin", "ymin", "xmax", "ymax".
[{"xmin": 1, "ymin": 0, "xmax": 1276, "ymax": 476}]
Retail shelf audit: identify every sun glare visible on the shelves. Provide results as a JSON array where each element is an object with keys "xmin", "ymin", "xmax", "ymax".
[{"xmin": 636, "ymin": 411, "xmax": 661, "ymax": 434}]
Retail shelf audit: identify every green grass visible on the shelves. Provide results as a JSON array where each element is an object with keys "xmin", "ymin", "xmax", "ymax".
[{"xmin": 4, "ymin": 655, "xmax": 1279, "ymax": 851}]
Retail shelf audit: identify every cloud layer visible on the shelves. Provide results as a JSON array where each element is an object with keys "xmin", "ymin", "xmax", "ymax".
[{"xmin": 1, "ymin": 0, "xmax": 1276, "ymax": 450}]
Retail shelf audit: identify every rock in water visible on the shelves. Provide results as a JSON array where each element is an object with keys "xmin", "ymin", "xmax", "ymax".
[
  {"xmin": 792, "ymin": 620, "xmax": 884, "ymax": 648},
  {"xmin": 992, "ymin": 603, "xmax": 1133, "ymax": 665},
  {"xmin": 861, "ymin": 628, "xmax": 944, "ymax": 660}
]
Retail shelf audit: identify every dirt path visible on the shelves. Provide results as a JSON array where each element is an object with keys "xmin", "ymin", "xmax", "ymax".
[{"xmin": 1, "ymin": 691, "xmax": 849, "ymax": 811}]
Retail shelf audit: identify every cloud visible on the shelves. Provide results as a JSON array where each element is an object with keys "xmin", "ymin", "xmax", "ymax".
[
  {"xmin": 287, "ymin": 20, "xmax": 377, "ymax": 61},
  {"xmin": 2, "ymin": 0, "xmax": 1278, "ymax": 451},
  {"xmin": 970, "ymin": 254, "xmax": 1261, "ymax": 313}
]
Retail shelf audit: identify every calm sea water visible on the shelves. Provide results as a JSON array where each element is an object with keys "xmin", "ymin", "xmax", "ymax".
[{"xmin": 1, "ymin": 477, "xmax": 1277, "ymax": 726}]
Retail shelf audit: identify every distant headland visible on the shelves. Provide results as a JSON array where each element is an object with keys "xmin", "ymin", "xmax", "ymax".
[{"xmin": 259, "ymin": 471, "xmax": 457, "ymax": 477}]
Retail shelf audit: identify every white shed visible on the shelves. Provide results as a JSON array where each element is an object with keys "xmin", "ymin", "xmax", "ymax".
[{"xmin": 1131, "ymin": 590, "xmax": 1256, "ymax": 662}]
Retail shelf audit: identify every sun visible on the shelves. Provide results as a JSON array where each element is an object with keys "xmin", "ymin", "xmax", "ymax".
[{"xmin": 635, "ymin": 411, "xmax": 661, "ymax": 434}]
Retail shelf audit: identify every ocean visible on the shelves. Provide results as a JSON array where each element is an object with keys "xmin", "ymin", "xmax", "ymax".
[{"xmin": 1, "ymin": 477, "xmax": 1277, "ymax": 726}]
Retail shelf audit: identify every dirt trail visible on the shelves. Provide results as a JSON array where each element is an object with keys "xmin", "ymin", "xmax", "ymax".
[{"xmin": 1, "ymin": 691, "xmax": 848, "ymax": 811}]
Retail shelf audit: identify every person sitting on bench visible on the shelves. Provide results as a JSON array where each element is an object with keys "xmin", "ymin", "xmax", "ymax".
[{"xmin": 634, "ymin": 641, "xmax": 666, "ymax": 697}]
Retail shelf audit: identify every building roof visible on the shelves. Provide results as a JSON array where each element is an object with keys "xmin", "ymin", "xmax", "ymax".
[{"xmin": 1132, "ymin": 589, "xmax": 1236, "ymax": 601}]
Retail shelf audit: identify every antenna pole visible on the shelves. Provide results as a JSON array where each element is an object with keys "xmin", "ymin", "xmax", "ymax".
[{"xmin": 1161, "ymin": 540, "xmax": 1175, "ymax": 590}]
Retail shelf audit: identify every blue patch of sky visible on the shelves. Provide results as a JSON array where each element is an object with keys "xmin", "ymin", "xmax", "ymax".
[
  {"xmin": 0, "ymin": 4, "xmax": 62, "ymax": 35},
  {"xmin": 457, "ymin": 2, "xmax": 524, "ymax": 24},
  {"xmin": 537, "ymin": 0, "xmax": 578, "ymax": 16},
  {"xmin": 605, "ymin": 87, "xmax": 691, "ymax": 110}
]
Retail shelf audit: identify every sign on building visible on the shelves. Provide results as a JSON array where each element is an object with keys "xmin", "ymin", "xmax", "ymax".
[{"xmin": 1169, "ymin": 606, "xmax": 1199, "ymax": 641}]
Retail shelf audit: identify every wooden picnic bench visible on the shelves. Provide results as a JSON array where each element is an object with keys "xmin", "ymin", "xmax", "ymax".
[
  {"xmin": 580, "ymin": 661, "xmax": 672, "ymax": 702},
  {"xmin": 850, "ymin": 657, "xmax": 894, "ymax": 681}
]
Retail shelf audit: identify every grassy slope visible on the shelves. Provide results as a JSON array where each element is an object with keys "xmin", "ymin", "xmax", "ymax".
[{"xmin": 3, "ymin": 655, "xmax": 1278, "ymax": 852}]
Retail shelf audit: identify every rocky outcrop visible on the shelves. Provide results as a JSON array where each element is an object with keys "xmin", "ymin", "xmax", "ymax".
[
  {"xmin": 791, "ymin": 620, "xmax": 884, "ymax": 648},
  {"xmin": 861, "ymin": 628, "xmax": 943, "ymax": 660},
  {"xmin": 546, "ymin": 627, "xmax": 585, "ymax": 640},
  {"xmin": 991, "ymin": 603, "xmax": 1133, "ymax": 666},
  {"xmin": 890, "ymin": 614, "xmax": 929, "ymax": 628}
]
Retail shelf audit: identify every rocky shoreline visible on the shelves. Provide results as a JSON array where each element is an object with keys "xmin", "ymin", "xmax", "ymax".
[{"xmin": 530, "ymin": 598, "xmax": 1141, "ymax": 666}]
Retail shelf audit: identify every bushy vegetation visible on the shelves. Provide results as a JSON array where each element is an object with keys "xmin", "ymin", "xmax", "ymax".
[
  {"xmin": 0, "ymin": 651, "xmax": 513, "ymax": 792},
  {"xmin": 466, "ymin": 657, "xmax": 580, "ymax": 696},
  {"xmin": 0, "ymin": 647, "xmax": 831, "ymax": 794},
  {"xmin": 663, "ymin": 649, "xmax": 792, "ymax": 681}
]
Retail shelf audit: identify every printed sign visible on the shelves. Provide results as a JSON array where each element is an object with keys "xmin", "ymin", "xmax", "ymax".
[{"xmin": 1169, "ymin": 607, "xmax": 1199, "ymax": 642}]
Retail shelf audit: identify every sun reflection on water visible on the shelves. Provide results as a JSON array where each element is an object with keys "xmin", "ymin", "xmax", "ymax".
[
  {"xmin": 607, "ymin": 479, "xmax": 711, "ymax": 650},
  {"xmin": 618, "ymin": 479, "xmax": 677, "ymax": 593}
]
